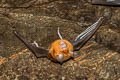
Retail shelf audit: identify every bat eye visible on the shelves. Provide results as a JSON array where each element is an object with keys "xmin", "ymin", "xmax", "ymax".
[
  {"xmin": 56, "ymin": 53, "xmax": 64, "ymax": 63},
  {"xmin": 60, "ymin": 41, "xmax": 67, "ymax": 49}
]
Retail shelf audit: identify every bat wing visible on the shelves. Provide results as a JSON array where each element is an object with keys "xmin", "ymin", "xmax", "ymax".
[
  {"xmin": 70, "ymin": 16, "xmax": 105, "ymax": 51},
  {"xmin": 13, "ymin": 31, "xmax": 48, "ymax": 58}
]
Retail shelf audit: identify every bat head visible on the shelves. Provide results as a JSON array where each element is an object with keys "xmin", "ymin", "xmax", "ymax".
[{"xmin": 49, "ymin": 40, "xmax": 74, "ymax": 63}]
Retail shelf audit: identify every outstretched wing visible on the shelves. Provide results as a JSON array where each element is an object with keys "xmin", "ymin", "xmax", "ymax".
[
  {"xmin": 70, "ymin": 16, "xmax": 105, "ymax": 51},
  {"xmin": 13, "ymin": 31, "xmax": 48, "ymax": 58}
]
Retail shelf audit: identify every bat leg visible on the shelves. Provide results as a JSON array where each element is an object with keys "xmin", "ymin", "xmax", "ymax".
[{"xmin": 33, "ymin": 41, "xmax": 39, "ymax": 47}]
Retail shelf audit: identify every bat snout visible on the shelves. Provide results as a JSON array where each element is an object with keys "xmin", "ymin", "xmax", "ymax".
[{"xmin": 56, "ymin": 53, "xmax": 64, "ymax": 63}]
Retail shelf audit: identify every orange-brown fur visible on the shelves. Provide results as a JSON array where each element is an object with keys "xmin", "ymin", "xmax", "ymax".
[{"xmin": 48, "ymin": 40, "xmax": 73, "ymax": 62}]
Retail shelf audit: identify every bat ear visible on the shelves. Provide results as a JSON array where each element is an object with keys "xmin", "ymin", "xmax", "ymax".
[{"xmin": 13, "ymin": 31, "xmax": 48, "ymax": 58}]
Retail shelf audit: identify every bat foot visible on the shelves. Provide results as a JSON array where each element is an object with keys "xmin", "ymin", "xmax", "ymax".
[{"xmin": 33, "ymin": 41, "xmax": 39, "ymax": 47}]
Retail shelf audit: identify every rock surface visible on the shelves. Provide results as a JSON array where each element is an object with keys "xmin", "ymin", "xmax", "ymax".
[{"xmin": 0, "ymin": 0, "xmax": 120, "ymax": 80}]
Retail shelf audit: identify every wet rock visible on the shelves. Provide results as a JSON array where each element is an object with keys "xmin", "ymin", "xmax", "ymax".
[
  {"xmin": 18, "ymin": 75, "xmax": 30, "ymax": 80},
  {"xmin": 95, "ymin": 23, "xmax": 120, "ymax": 53},
  {"xmin": 0, "ymin": 0, "xmax": 120, "ymax": 80},
  {"xmin": 0, "ymin": 41, "xmax": 120, "ymax": 80}
]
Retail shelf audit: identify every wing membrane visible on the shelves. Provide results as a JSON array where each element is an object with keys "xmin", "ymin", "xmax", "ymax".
[
  {"xmin": 13, "ymin": 31, "xmax": 48, "ymax": 58},
  {"xmin": 72, "ymin": 16, "xmax": 104, "ymax": 51}
]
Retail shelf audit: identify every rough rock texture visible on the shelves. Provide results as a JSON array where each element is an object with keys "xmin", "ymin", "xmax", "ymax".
[{"xmin": 0, "ymin": 0, "xmax": 120, "ymax": 80}]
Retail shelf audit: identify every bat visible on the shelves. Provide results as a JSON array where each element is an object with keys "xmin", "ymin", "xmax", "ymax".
[{"xmin": 13, "ymin": 15, "xmax": 105, "ymax": 63}]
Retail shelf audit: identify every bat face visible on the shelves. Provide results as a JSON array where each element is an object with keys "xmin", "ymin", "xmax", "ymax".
[{"xmin": 48, "ymin": 40, "xmax": 74, "ymax": 63}]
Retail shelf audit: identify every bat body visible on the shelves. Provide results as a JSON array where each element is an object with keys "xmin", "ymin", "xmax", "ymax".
[
  {"xmin": 48, "ymin": 40, "xmax": 74, "ymax": 62},
  {"xmin": 14, "ymin": 15, "xmax": 106, "ymax": 63}
]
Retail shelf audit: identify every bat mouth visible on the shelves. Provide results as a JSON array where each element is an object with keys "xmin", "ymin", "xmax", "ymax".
[{"xmin": 56, "ymin": 53, "xmax": 64, "ymax": 63}]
